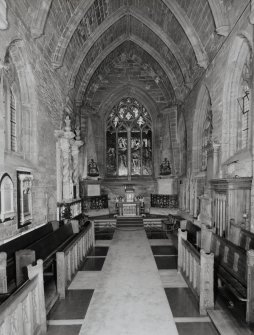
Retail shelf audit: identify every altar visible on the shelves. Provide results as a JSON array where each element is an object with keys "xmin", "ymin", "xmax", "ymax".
[{"xmin": 116, "ymin": 185, "xmax": 144, "ymax": 217}]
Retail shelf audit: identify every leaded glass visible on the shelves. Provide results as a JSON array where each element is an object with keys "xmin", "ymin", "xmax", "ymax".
[{"xmin": 106, "ymin": 97, "xmax": 152, "ymax": 177}]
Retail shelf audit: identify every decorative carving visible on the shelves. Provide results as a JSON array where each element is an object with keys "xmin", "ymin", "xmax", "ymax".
[
  {"xmin": 88, "ymin": 159, "xmax": 99, "ymax": 177},
  {"xmin": 160, "ymin": 158, "xmax": 171, "ymax": 175}
]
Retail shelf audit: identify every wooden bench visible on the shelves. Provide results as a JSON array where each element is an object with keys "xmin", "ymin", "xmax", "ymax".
[
  {"xmin": 163, "ymin": 214, "xmax": 182, "ymax": 232},
  {"xmin": 0, "ymin": 221, "xmax": 57, "ymax": 292},
  {"xmin": 180, "ymin": 220, "xmax": 201, "ymax": 248},
  {"xmin": 0, "ymin": 259, "xmax": 46, "ymax": 334},
  {"xmin": 26, "ymin": 222, "xmax": 81, "ymax": 277},
  {"xmin": 239, "ymin": 229, "xmax": 254, "ymax": 251},
  {"xmin": 178, "ymin": 228, "xmax": 214, "ymax": 315},
  {"xmin": 201, "ymin": 225, "xmax": 254, "ymax": 323},
  {"xmin": 56, "ymin": 221, "xmax": 95, "ymax": 298}
]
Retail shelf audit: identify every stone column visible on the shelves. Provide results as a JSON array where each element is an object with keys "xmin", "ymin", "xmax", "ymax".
[{"xmin": 207, "ymin": 142, "xmax": 221, "ymax": 180}]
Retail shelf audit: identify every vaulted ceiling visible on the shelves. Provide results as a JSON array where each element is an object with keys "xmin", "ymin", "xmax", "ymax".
[{"xmin": 32, "ymin": 0, "xmax": 234, "ymax": 112}]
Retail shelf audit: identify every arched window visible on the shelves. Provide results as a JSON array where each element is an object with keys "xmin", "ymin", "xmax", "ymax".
[
  {"xmin": 10, "ymin": 88, "xmax": 17, "ymax": 152},
  {"xmin": 106, "ymin": 97, "xmax": 152, "ymax": 177},
  {"xmin": 237, "ymin": 56, "xmax": 250, "ymax": 151},
  {"xmin": 222, "ymin": 34, "xmax": 252, "ymax": 161}
]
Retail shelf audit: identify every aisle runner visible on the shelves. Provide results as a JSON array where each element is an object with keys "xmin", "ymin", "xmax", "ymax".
[{"xmin": 79, "ymin": 229, "xmax": 178, "ymax": 335}]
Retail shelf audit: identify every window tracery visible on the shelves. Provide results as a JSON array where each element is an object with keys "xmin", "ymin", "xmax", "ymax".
[{"xmin": 106, "ymin": 97, "xmax": 152, "ymax": 177}]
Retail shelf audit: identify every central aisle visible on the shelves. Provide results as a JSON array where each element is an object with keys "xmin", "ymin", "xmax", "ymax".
[{"xmin": 79, "ymin": 229, "xmax": 178, "ymax": 335}]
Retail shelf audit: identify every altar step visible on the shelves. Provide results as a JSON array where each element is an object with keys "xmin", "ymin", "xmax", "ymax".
[{"xmin": 116, "ymin": 217, "xmax": 143, "ymax": 228}]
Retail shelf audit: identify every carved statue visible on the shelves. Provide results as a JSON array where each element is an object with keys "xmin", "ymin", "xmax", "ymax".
[
  {"xmin": 160, "ymin": 158, "xmax": 171, "ymax": 175},
  {"xmin": 88, "ymin": 159, "xmax": 99, "ymax": 177}
]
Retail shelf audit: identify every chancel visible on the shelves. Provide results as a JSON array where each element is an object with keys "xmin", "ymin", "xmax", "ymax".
[{"xmin": 0, "ymin": 1, "xmax": 254, "ymax": 335}]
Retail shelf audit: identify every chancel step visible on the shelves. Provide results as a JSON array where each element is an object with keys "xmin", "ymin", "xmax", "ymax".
[{"xmin": 116, "ymin": 217, "xmax": 143, "ymax": 228}]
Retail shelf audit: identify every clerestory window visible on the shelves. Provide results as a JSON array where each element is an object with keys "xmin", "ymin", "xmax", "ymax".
[{"xmin": 106, "ymin": 97, "xmax": 152, "ymax": 177}]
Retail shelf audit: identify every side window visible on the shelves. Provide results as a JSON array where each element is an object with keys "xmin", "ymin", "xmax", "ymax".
[{"xmin": 10, "ymin": 88, "xmax": 17, "ymax": 152}]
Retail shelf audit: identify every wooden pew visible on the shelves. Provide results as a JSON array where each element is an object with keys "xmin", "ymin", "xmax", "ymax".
[
  {"xmin": 178, "ymin": 228, "xmax": 214, "ymax": 315},
  {"xmin": 56, "ymin": 221, "xmax": 95, "ymax": 298},
  {"xmin": 228, "ymin": 222, "xmax": 254, "ymax": 251},
  {"xmin": 179, "ymin": 220, "xmax": 201, "ymax": 248},
  {"xmin": 25, "ymin": 222, "xmax": 79, "ymax": 275},
  {"xmin": 239, "ymin": 229, "xmax": 254, "ymax": 251},
  {"xmin": 201, "ymin": 225, "xmax": 254, "ymax": 323},
  {"xmin": 163, "ymin": 214, "xmax": 182, "ymax": 232},
  {"xmin": 0, "ymin": 259, "xmax": 46, "ymax": 335},
  {"xmin": 0, "ymin": 222, "xmax": 56, "ymax": 292}
]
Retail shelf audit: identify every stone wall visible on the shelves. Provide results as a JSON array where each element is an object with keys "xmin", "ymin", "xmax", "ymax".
[
  {"xmin": 181, "ymin": 4, "xmax": 254, "ymax": 230},
  {"xmin": 0, "ymin": 1, "xmax": 65, "ymax": 242}
]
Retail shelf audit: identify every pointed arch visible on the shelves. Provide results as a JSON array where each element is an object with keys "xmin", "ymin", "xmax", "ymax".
[
  {"xmin": 76, "ymin": 35, "xmax": 182, "ymax": 103},
  {"xmin": 52, "ymin": 0, "xmax": 208, "ymax": 70},
  {"xmin": 161, "ymin": 0, "xmax": 208, "ymax": 68},
  {"xmin": 68, "ymin": 8, "xmax": 190, "ymax": 89},
  {"xmin": 6, "ymin": 39, "xmax": 39, "ymax": 163},
  {"xmin": 222, "ymin": 30, "xmax": 252, "ymax": 162},
  {"xmin": 96, "ymin": 84, "xmax": 160, "ymax": 177},
  {"xmin": 51, "ymin": 0, "xmax": 95, "ymax": 68}
]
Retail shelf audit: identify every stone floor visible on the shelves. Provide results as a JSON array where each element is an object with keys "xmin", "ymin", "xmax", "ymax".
[{"xmin": 46, "ymin": 227, "xmax": 253, "ymax": 335}]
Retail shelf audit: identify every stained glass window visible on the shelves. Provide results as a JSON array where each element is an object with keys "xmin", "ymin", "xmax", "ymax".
[{"xmin": 106, "ymin": 97, "xmax": 152, "ymax": 177}]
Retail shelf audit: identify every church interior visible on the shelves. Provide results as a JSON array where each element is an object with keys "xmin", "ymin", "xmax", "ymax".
[{"xmin": 1, "ymin": 0, "xmax": 254, "ymax": 334}]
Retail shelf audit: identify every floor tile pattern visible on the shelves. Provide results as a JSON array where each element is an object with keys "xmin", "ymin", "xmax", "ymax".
[{"xmin": 79, "ymin": 229, "xmax": 178, "ymax": 335}]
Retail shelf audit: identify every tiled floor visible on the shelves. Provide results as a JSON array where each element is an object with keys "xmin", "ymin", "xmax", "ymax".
[
  {"xmin": 48, "ymin": 290, "xmax": 94, "ymax": 320},
  {"xmin": 151, "ymin": 245, "xmax": 177, "ymax": 255},
  {"xmin": 79, "ymin": 257, "xmax": 106, "ymax": 271},
  {"xmin": 46, "ymin": 325, "xmax": 81, "ymax": 335},
  {"xmin": 154, "ymin": 255, "xmax": 178, "ymax": 269},
  {"xmin": 87, "ymin": 246, "xmax": 109, "ymax": 257},
  {"xmin": 46, "ymin": 227, "xmax": 249, "ymax": 335}
]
